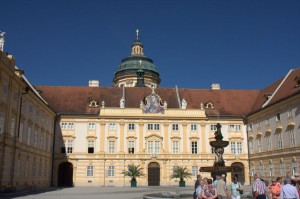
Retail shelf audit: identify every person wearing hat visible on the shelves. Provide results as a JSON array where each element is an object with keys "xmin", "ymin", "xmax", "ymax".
[
  {"xmin": 280, "ymin": 178, "xmax": 299, "ymax": 199},
  {"xmin": 267, "ymin": 179, "xmax": 281, "ymax": 199},
  {"xmin": 216, "ymin": 174, "xmax": 228, "ymax": 199}
]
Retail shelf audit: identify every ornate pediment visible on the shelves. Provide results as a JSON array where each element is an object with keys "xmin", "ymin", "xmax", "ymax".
[{"xmin": 141, "ymin": 89, "xmax": 165, "ymax": 114}]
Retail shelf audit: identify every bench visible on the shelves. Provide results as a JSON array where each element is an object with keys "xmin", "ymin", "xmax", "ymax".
[{"xmin": 4, "ymin": 185, "xmax": 16, "ymax": 193}]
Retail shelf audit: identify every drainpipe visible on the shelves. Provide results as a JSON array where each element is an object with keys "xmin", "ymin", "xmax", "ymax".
[{"xmin": 244, "ymin": 117, "xmax": 251, "ymax": 185}]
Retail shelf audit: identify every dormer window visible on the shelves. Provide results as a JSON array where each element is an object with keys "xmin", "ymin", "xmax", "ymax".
[
  {"xmin": 205, "ymin": 102, "xmax": 214, "ymax": 109},
  {"xmin": 264, "ymin": 93, "xmax": 272, "ymax": 100},
  {"xmin": 89, "ymin": 100, "xmax": 99, "ymax": 107},
  {"xmin": 295, "ymin": 76, "xmax": 300, "ymax": 87}
]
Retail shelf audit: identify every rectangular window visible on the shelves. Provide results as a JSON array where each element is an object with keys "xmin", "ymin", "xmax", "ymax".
[
  {"xmin": 34, "ymin": 130, "xmax": 38, "ymax": 147},
  {"xmin": 278, "ymin": 133, "xmax": 283, "ymax": 149},
  {"xmin": 191, "ymin": 124, "xmax": 197, "ymax": 131},
  {"xmin": 248, "ymin": 124, "xmax": 253, "ymax": 131},
  {"xmin": 67, "ymin": 140, "xmax": 73, "ymax": 153},
  {"xmin": 87, "ymin": 166, "xmax": 94, "ymax": 176},
  {"xmin": 267, "ymin": 136, "xmax": 272, "ymax": 151},
  {"xmin": 0, "ymin": 112, "xmax": 5, "ymax": 134},
  {"xmin": 269, "ymin": 165, "xmax": 274, "ymax": 176},
  {"xmin": 192, "ymin": 166, "xmax": 198, "ymax": 176},
  {"xmin": 44, "ymin": 160, "xmax": 47, "ymax": 176},
  {"xmin": 68, "ymin": 123, "xmax": 74, "ymax": 129},
  {"xmin": 292, "ymin": 162, "xmax": 298, "ymax": 175},
  {"xmin": 191, "ymin": 142, "xmax": 197, "ymax": 154},
  {"xmin": 19, "ymin": 122, "xmax": 24, "ymax": 142},
  {"xmin": 266, "ymin": 118, "xmax": 270, "ymax": 125},
  {"xmin": 280, "ymin": 163, "xmax": 285, "ymax": 176},
  {"xmin": 88, "ymin": 123, "xmax": 95, "ymax": 130},
  {"xmin": 109, "ymin": 141, "xmax": 115, "ymax": 153},
  {"xmin": 27, "ymin": 127, "xmax": 31, "ymax": 145},
  {"xmin": 61, "ymin": 140, "xmax": 66, "ymax": 153},
  {"xmin": 154, "ymin": 124, "xmax": 160, "ymax": 130},
  {"xmin": 25, "ymin": 160, "xmax": 29, "ymax": 177},
  {"xmin": 250, "ymin": 168, "xmax": 254, "ymax": 177},
  {"xmin": 128, "ymin": 141, "xmax": 135, "ymax": 154},
  {"xmin": 148, "ymin": 124, "xmax": 153, "ymax": 130},
  {"xmin": 289, "ymin": 130, "xmax": 295, "ymax": 147},
  {"xmin": 276, "ymin": 113, "xmax": 281, "ymax": 121},
  {"xmin": 231, "ymin": 142, "xmax": 236, "ymax": 154},
  {"xmin": 287, "ymin": 109, "xmax": 293, "ymax": 117},
  {"xmin": 108, "ymin": 166, "xmax": 115, "ymax": 176},
  {"xmin": 128, "ymin": 123, "xmax": 135, "ymax": 130},
  {"xmin": 172, "ymin": 124, "xmax": 178, "ymax": 131},
  {"xmin": 109, "ymin": 123, "xmax": 116, "ymax": 130},
  {"xmin": 88, "ymin": 140, "xmax": 94, "ymax": 154},
  {"xmin": 172, "ymin": 141, "xmax": 179, "ymax": 154},
  {"xmin": 249, "ymin": 140, "xmax": 253, "ymax": 154},
  {"xmin": 38, "ymin": 160, "xmax": 42, "ymax": 176},
  {"xmin": 173, "ymin": 166, "xmax": 179, "ymax": 174},
  {"xmin": 237, "ymin": 142, "xmax": 242, "ymax": 154},
  {"xmin": 32, "ymin": 160, "xmax": 36, "ymax": 176},
  {"xmin": 155, "ymin": 141, "xmax": 160, "ymax": 154},
  {"xmin": 258, "ymin": 138, "xmax": 262, "ymax": 152},
  {"xmin": 148, "ymin": 141, "xmax": 153, "ymax": 154},
  {"xmin": 10, "ymin": 118, "xmax": 16, "ymax": 136},
  {"xmin": 259, "ymin": 165, "xmax": 264, "ymax": 176},
  {"xmin": 229, "ymin": 125, "xmax": 241, "ymax": 131},
  {"xmin": 61, "ymin": 122, "xmax": 67, "ymax": 129},
  {"xmin": 210, "ymin": 125, "xmax": 217, "ymax": 131}
]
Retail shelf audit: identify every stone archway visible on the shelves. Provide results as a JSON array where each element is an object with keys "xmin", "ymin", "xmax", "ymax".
[
  {"xmin": 58, "ymin": 162, "xmax": 73, "ymax": 186},
  {"xmin": 231, "ymin": 162, "xmax": 245, "ymax": 185},
  {"xmin": 148, "ymin": 162, "xmax": 160, "ymax": 186}
]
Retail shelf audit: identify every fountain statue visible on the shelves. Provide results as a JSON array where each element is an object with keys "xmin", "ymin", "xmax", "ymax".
[{"xmin": 200, "ymin": 123, "xmax": 232, "ymax": 179}]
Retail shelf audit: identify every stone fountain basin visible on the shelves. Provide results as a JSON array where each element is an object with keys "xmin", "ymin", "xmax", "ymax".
[
  {"xmin": 143, "ymin": 192, "xmax": 191, "ymax": 199},
  {"xmin": 210, "ymin": 140, "xmax": 229, "ymax": 148}
]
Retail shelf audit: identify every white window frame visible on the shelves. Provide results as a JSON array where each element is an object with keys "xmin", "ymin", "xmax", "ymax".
[
  {"xmin": 259, "ymin": 165, "xmax": 264, "ymax": 176},
  {"xmin": 278, "ymin": 133, "xmax": 283, "ymax": 149},
  {"xmin": 88, "ymin": 140, "xmax": 94, "ymax": 154},
  {"xmin": 267, "ymin": 136, "xmax": 272, "ymax": 151},
  {"xmin": 172, "ymin": 141, "xmax": 179, "ymax": 154},
  {"xmin": 289, "ymin": 130, "xmax": 295, "ymax": 147},
  {"xmin": 287, "ymin": 109, "xmax": 293, "ymax": 117},
  {"xmin": 237, "ymin": 142, "xmax": 242, "ymax": 154},
  {"xmin": 108, "ymin": 166, "xmax": 115, "ymax": 177},
  {"xmin": 191, "ymin": 141, "xmax": 197, "ymax": 154},
  {"xmin": 210, "ymin": 125, "xmax": 217, "ymax": 131},
  {"xmin": 292, "ymin": 162, "xmax": 298, "ymax": 175},
  {"xmin": 269, "ymin": 165, "xmax": 274, "ymax": 176},
  {"xmin": 87, "ymin": 165, "xmax": 94, "ymax": 177},
  {"xmin": 128, "ymin": 123, "xmax": 135, "ymax": 130},
  {"xmin": 148, "ymin": 124, "xmax": 153, "ymax": 130},
  {"xmin": 172, "ymin": 124, "xmax": 179, "ymax": 131},
  {"xmin": 191, "ymin": 124, "xmax": 197, "ymax": 131},
  {"xmin": 128, "ymin": 140, "xmax": 135, "ymax": 154},
  {"xmin": 258, "ymin": 138, "xmax": 262, "ymax": 152},
  {"xmin": 109, "ymin": 123, "xmax": 116, "ymax": 130},
  {"xmin": 108, "ymin": 141, "xmax": 115, "ymax": 154},
  {"xmin": 192, "ymin": 166, "xmax": 198, "ymax": 176},
  {"xmin": 280, "ymin": 163, "xmax": 285, "ymax": 176},
  {"xmin": 88, "ymin": 123, "xmax": 95, "ymax": 130},
  {"xmin": 67, "ymin": 140, "xmax": 73, "ymax": 153},
  {"xmin": 154, "ymin": 124, "xmax": 160, "ymax": 130},
  {"xmin": 231, "ymin": 142, "xmax": 236, "ymax": 154}
]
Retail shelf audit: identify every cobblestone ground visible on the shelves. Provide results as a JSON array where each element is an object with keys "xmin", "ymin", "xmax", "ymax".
[{"xmin": 1, "ymin": 185, "xmax": 253, "ymax": 199}]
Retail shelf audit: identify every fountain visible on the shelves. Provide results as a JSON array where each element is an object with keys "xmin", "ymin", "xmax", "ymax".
[{"xmin": 200, "ymin": 123, "xmax": 232, "ymax": 179}]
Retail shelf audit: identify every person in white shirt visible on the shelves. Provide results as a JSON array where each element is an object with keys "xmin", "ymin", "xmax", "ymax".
[{"xmin": 280, "ymin": 178, "xmax": 299, "ymax": 199}]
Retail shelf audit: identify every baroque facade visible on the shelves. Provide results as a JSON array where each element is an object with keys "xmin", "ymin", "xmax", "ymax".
[
  {"xmin": 247, "ymin": 68, "xmax": 300, "ymax": 183},
  {"xmin": 0, "ymin": 50, "xmax": 56, "ymax": 190}
]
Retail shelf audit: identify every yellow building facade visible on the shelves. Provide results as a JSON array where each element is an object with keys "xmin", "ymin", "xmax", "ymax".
[{"xmin": 0, "ymin": 50, "xmax": 56, "ymax": 191}]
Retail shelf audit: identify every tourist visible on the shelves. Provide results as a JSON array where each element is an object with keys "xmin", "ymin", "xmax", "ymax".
[
  {"xmin": 203, "ymin": 178, "xmax": 208, "ymax": 185},
  {"xmin": 196, "ymin": 179, "xmax": 206, "ymax": 199},
  {"xmin": 202, "ymin": 179, "xmax": 218, "ymax": 199},
  {"xmin": 277, "ymin": 177, "xmax": 283, "ymax": 185},
  {"xmin": 229, "ymin": 176, "xmax": 242, "ymax": 199},
  {"xmin": 194, "ymin": 175, "xmax": 202, "ymax": 199},
  {"xmin": 267, "ymin": 179, "xmax": 280, "ymax": 199},
  {"xmin": 280, "ymin": 178, "xmax": 299, "ymax": 199},
  {"xmin": 253, "ymin": 173, "xmax": 267, "ymax": 199},
  {"xmin": 214, "ymin": 175, "xmax": 221, "ymax": 188},
  {"xmin": 216, "ymin": 174, "xmax": 228, "ymax": 199}
]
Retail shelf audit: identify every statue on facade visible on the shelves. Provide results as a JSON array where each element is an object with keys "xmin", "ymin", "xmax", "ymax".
[
  {"xmin": 120, "ymin": 97, "xmax": 125, "ymax": 108},
  {"xmin": 0, "ymin": 31, "xmax": 5, "ymax": 52},
  {"xmin": 181, "ymin": 98, "xmax": 187, "ymax": 109},
  {"xmin": 200, "ymin": 102, "xmax": 204, "ymax": 110},
  {"xmin": 101, "ymin": 100, "xmax": 105, "ymax": 108},
  {"xmin": 163, "ymin": 101, "xmax": 168, "ymax": 109}
]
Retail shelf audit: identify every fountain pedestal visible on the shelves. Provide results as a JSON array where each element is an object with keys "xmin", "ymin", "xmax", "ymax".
[{"xmin": 200, "ymin": 123, "xmax": 232, "ymax": 179}]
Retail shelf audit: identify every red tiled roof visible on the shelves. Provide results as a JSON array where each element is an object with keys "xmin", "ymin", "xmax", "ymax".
[
  {"xmin": 250, "ymin": 68, "xmax": 300, "ymax": 114},
  {"xmin": 35, "ymin": 86, "xmax": 260, "ymax": 117}
]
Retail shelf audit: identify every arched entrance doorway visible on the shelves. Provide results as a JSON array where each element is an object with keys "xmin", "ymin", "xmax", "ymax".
[
  {"xmin": 231, "ymin": 162, "xmax": 245, "ymax": 184},
  {"xmin": 58, "ymin": 162, "xmax": 73, "ymax": 186},
  {"xmin": 148, "ymin": 162, "xmax": 160, "ymax": 186}
]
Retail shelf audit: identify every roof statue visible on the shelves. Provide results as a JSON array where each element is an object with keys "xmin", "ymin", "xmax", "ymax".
[
  {"xmin": 0, "ymin": 31, "xmax": 5, "ymax": 52},
  {"xmin": 181, "ymin": 98, "xmax": 187, "ymax": 109},
  {"xmin": 120, "ymin": 97, "xmax": 125, "ymax": 108}
]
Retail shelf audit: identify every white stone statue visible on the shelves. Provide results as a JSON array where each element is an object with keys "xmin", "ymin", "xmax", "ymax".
[
  {"xmin": 200, "ymin": 103, "xmax": 204, "ymax": 110},
  {"xmin": 163, "ymin": 101, "xmax": 168, "ymax": 109},
  {"xmin": 0, "ymin": 31, "xmax": 5, "ymax": 52},
  {"xmin": 140, "ymin": 101, "xmax": 144, "ymax": 109},
  {"xmin": 102, "ymin": 100, "xmax": 105, "ymax": 108},
  {"xmin": 120, "ymin": 97, "xmax": 125, "ymax": 108},
  {"xmin": 181, "ymin": 98, "xmax": 187, "ymax": 109}
]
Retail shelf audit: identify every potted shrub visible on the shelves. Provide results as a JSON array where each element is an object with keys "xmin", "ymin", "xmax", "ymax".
[
  {"xmin": 122, "ymin": 164, "xmax": 145, "ymax": 187},
  {"xmin": 170, "ymin": 166, "xmax": 192, "ymax": 187}
]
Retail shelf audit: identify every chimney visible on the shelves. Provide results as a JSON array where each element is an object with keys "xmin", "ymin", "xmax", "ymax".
[
  {"xmin": 211, "ymin": 83, "xmax": 220, "ymax": 90},
  {"xmin": 89, "ymin": 80, "xmax": 99, "ymax": 87}
]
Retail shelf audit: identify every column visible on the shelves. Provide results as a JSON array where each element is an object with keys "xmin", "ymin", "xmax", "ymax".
[
  {"xmin": 201, "ymin": 124, "xmax": 206, "ymax": 153},
  {"xmin": 119, "ymin": 121, "xmax": 125, "ymax": 154},
  {"xmin": 138, "ymin": 122, "xmax": 144, "ymax": 154},
  {"xmin": 99, "ymin": 121, "xmax": 105, "ymax": 154},
  {"xmin": 163, "ymin": 123, "xmax": 169, "ymax": 153}
]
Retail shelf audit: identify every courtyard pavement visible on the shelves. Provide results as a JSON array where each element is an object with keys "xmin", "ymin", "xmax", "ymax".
[{"xmin": 0, "ymin": 185, "xmax": 253, "ymax": 199}]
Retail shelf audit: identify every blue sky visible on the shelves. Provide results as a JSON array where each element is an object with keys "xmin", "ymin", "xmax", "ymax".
[{"xmin": 1, "ymin": 0, "xmax": 300, "ymax": 89}]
